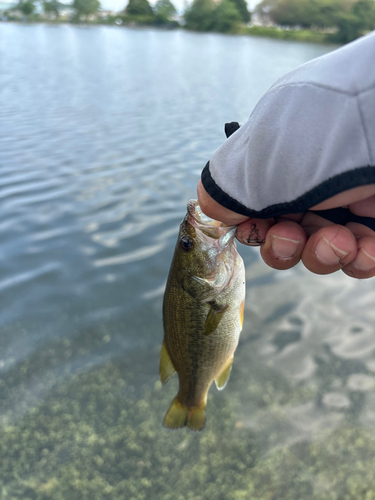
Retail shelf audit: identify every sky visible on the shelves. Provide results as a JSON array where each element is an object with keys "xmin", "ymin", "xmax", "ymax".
[{"xmin": 100, "ymin": 0, "xmax": 261, "ymax": 15}]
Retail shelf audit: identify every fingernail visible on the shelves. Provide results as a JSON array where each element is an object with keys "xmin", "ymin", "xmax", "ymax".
[
  {"xmin": 271, "ymin": 235, "xmax": 300, "ymax": 260},
  {"xmin": 353, "ymin": 248, "xmax": 375, "ymax": 271},
  {"xmin": 315, "ymin": 237, "xmax": 348, "ymax": 265}
]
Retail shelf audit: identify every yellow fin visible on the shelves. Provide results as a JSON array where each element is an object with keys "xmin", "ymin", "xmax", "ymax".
[
  {"xmin": 163, "ymin": 398, "xmax": 187, "ymax": 430},
  {"xmin": 187, "ymin": 407, "xmax": 206, "ymax": 432},
  {"xmin": 204, "ymin": 302, "xmax": 228, "ymax": 336},
  {"xmin": 240, "ymin": 299, "xmax": 245, "ymax": 328},
  {"xmin": 159, "ymin": 342, "xmax": 176, "ymax": 385},
  {"xmin": 215, "ymin": 357, "xmax": 233, "ymax": 390},
  {"xmin": 163, "ymin": 397, "xmax": 206, "ymax": 432}
]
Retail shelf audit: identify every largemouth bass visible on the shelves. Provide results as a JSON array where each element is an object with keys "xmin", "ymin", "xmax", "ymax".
[{"xmin": 160, "ymin": 199, "xmax": 245, "ymax": 432}]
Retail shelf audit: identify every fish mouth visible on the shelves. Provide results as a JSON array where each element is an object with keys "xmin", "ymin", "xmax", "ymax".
[
  {"xmin": 185, "ymin": 200, "xmax": 238, "ymax": 295},
  {"xmin": 187, "ymin": 199, "xmax": 236, "ymax": 243}
]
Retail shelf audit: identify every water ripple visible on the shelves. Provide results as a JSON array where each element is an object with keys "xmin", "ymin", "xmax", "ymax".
[
  {"xmin": 93, "ymin": 242, "xmax": 166, "ymax": 267},
  {"xmin": 0, "ymin": 262, "xmax": 60, "ymax": 293}
]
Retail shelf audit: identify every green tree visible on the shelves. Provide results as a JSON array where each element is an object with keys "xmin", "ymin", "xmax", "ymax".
[
  {"xmin": 228, "ymin": 0, "xmax": 250, "ymax": 23},
  {"xmin": 336, "ymin": 0, "xmax": 375, "ymax": 42},
  {"xmin": 184, "ymin": 0, "xmax": 244, "ymax": 32},
  {"xmin": 125, "ymin": 0, "xmax": 154, "ymax": 17},
  {"xmin": 255, "ymin": 0, "xmax": 375, "ymax": 42},
  {"xmin": 255, "ymin": 0, "xmax": 354, "ymax": 28},
  {"xmin": 43, "ymin": 0, "xmax": 62, "ymax": 18},
  {"xmin": 184, "ymin": 0, "xmax": 215, "ymax": 31},
  {"xmin": 72, "ymin": 0, "xmax": 100, "ymax": 19},
  {"xmin": 313, "ymin": 0, "xmax": 350, "ymax": 26},
  {"xmin": 335, "ymin": 12, "xmax": 362, "ymax": 40},
  {"xmin": 211, "ymin": 0, "xmax": 241, "ymax": 31},
  {"xmin": 352, "ymin": 0, "xmax": 375, "ymax": 28},
  {"xmin": 154, "ymin": 0, "xmax": 177, "ymax": 22},
  {"xmin": 16, "ymin": 0, "xmax": 36, "ymax": 15}
]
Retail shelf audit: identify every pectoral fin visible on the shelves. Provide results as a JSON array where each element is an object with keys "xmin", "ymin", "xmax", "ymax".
[
  {"xmin": 204, "ymin": 301, "xmax": 228, "ymax": 336},
  {"xmin": 159, "ymin": 342, "xmax": 176, "ymax": 385},
  {"xmin": 215, "ymin": 358, "xmax": 233, "ymax": 390}
]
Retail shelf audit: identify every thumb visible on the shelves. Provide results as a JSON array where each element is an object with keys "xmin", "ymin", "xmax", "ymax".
[{"xmin": 197, "ymin": 180, "xmax": 248, "ymax": 225}]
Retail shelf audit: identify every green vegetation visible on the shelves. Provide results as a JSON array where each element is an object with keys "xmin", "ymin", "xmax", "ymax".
[
  {"xmin": 154, "ymin": 0, "xmax": 177, "ymax": 24},
  {"xmin": 184, "ymin": 0, "xmax": 214, "ymax": 31},
  {"xmin": 255, "ymin": 0, "xmax": 349, "ymax": 28},
  {"xmin": 125, "ymin": 0, "xmax": 153, "ymax": 16},
  {"xmin": 119, "ymin": 0, "xmax": 178, "ymax": 26},
  {"xmin": 183, "ymin": 0, "xmax": 374, "ymax": 39},
  {"xmin": 240, "ymin": 25, "xmax": 329, "ymax": 43},
  {"xmin": 123, "ymin": 0, "xmax": 155, "ymax": 23},
  {"xmin": 211, "ymin": 0, "xmax": 241, "ymax": 33},
  {"xmin": 335, "ymin": 0, "xmax": 375, "ymax": 41},
  {"xmin": 230, "ymin": 0, "xmax": 250, "ymax": 23},
  {"xmin": 2, "ymin": 333, "xmax": 375, "ymax": 499},
  {"xmin": 184, "ymin": 0, "xmax": 249, "ymax": 33},
  {"xmin": 71, "ymin": 0, "xmax": 100, "ymax": 20},
  {"xmin": 255, "ymin": 0, "xmax": 375, "ymax": 42},
  {"xmin": 16, "ymin": 0, "xmax": 36, "ymax": 15},
  {"xmin": 3, "ymin": 0, "xmax": 374, "ymax": 44},
  {"xmin": 43, "ymin": 0, "xmax": 62, "ymax": 18}
]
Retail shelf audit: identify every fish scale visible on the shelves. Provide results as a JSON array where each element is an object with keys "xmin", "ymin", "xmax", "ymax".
[{"xmin": 160, "ymin": 200, "xmax": 246, "ymax": 432}]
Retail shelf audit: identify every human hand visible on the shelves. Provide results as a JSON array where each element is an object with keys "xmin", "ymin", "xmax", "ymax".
[{"xmin": 198, "ymin": 180, "xmax": 375, "ymax": 279}]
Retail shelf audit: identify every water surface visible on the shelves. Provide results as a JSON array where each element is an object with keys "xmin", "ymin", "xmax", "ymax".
[{"xmin": 1, "ymin": 23, "xmax": 375, "ymax": 499}]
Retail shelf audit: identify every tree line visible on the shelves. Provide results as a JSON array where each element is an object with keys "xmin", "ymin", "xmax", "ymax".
[
  {"xmin": 10, "ymin": 0, "xmax": 178, "ymax": 23},
  {"xmin": 7, "ymin": 0, "xmax": 375, "ymax": 41},
  {"xmin": 255, "ymin": 0, "xmax": 375, "ymax": 42},
  {"xmin": 13, "ymin": 0, "xmax": 101, "ymax": 21},
  {"xmin": 10, "ymin": 0, "xmax": 249, "ymax": 29}
]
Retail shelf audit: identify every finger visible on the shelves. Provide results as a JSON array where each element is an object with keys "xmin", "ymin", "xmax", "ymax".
[
  {"xmin": 346, "ymin": 222, "xmax": 375, "ymax": 239},
  {"xmin": 301, "ymin": 225, "xmax": 357, "ymax": 275},
  {"xmin": 259, "ymin": 220, "xmax": 307, "ymax": 270},
  {"xmin": 348, "ymin": 194, "xmax": 375, "ymax": 218},
  {"xmin": 276, "ymin": 213, "xmax": 304, "ymax": 223},
  {"xmin": 311, "ymin": 184, "xmax": 375, "ymax": 211},
  {"xmin": 342, "ymin": 236, "xmax": 375, "ymax": 279},
  {"xmin": 236, "ymin": 218, "xmax": 275, "ymax": 246},
  {"xmin": 300, "ymin": 211, "xmax": 334, "ymax": 237},
  {"xmin": 197, "ymin": 180, "xmax": 248, "ymax": 225}
]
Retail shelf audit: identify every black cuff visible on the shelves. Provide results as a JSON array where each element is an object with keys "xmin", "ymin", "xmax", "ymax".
[{"xmin": 201, "ymin": 162, "xmax": 375, "ymax": 220}]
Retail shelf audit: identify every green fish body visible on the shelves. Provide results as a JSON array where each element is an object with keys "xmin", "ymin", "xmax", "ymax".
[{"xmin": 160, "ymin": 200, "xmax": 245, "ymax": 431}]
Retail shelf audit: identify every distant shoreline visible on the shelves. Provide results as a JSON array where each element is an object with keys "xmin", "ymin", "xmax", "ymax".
[
  {"xmin": 0, "ymin": 19, "xmax": 339, "ymax": 44},
  {"xmin": 241, "ymin": 25, "xmax": 335, "ymax": 44}
]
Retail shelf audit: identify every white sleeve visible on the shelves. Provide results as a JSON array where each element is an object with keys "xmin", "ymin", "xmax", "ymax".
[{"xmin": 201, "ymin": 31, "xmax": 375, "ymax": 219}]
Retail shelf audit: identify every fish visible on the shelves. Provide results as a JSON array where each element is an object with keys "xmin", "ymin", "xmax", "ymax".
[{"xmin": 160, "ymin": 199, "xmax": 246, "ymax": 432}]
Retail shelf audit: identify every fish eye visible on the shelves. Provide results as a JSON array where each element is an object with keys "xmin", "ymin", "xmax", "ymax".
[{"xmin": 179, "ymin": 235, "xmax": 194, "ymax": 252}]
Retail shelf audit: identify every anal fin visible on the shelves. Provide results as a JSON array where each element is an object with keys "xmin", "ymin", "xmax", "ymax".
[
  {"xmin": 215, "ymin": 357, "xmax": 233, "ymax": 390},
  {"xmin": 159, "ymin": 341, "xmax": 176, "ymax": 385},
  {"xmin": 240, "ymin": 299, "xmax": 245, "ymax": 329}
]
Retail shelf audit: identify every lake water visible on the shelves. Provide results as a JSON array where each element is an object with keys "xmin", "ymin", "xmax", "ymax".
[{"xmin": 1, "ymin": 23, "xmax": 375, "ymax": 499}]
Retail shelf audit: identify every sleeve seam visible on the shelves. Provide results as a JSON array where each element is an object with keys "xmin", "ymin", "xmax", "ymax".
[{"xmin": 269, "ymin": 80, "xmax": 375, "ymax": 98}]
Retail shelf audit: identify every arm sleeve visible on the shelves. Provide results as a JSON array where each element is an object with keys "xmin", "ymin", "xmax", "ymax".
[{"xmin": 201, "ymin": 31, "xmax": 375, "ymax": 219}]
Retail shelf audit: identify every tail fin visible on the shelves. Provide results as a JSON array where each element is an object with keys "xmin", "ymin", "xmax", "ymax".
[{"xmin": 162, "ymin": 397, "xmax": 206, "ymax": 432}]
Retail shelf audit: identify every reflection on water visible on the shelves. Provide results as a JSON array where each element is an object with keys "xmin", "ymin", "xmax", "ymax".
[{"xmin": 1, "ymin": 23, "xmax": 375, "ymax": 499}]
